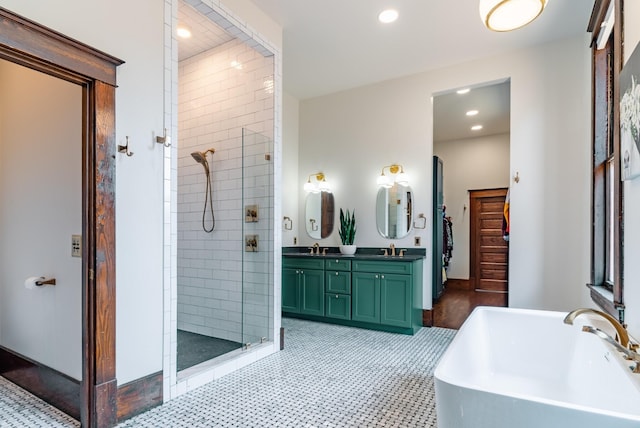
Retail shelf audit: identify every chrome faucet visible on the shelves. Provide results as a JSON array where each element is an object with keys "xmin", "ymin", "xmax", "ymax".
[
  {"xmin": 389, "ymin": 243, "xmax": 396, "ymax": 256},
  {"xmin": 564, "ymin": 308, "xmax": 629, "ymax": 348},
  {"xmin": 581, "ymin": 326, "xmax": 640, "ymax": 373}
]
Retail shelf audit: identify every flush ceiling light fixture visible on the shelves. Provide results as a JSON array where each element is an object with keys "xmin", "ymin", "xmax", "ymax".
[
  {"xmin": 466, "ymin": 109, "xmax": 479, "ymax": 116},
  {"xmin": 479, "ymin": 0, "xmax": 548, "ymax": 32},
  {"xmin": 304, "ymin": 172, "xmax": 332, "ymax": 193},
  {"xmin": 378, "ymin": 9, "xmax": 399, "ymax": 24},
  {"xmin": 177, "ymin": 26, "xmax": 192, "ymax": 39},
  {"xmin": 471, "ymin": 125, "xmax": 483, "ymax": 131}
]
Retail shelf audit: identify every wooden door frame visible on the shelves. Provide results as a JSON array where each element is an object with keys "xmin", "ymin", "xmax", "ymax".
[
  {"xmin": 469, "ymin": 188, "xmax": 508, "ymax": 291},
  {"xmin": 0, "ymin": 8, "xmax": 122, "ymax": 427}
]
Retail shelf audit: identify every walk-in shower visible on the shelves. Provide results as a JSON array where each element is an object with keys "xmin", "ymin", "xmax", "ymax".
[
  {"xmin": 176, "ymin": 128, "xmax": 273, "ymax": 373},
  {"xmin": 191, "ymin": 148, "xmax": 215, "ymax": 233}
]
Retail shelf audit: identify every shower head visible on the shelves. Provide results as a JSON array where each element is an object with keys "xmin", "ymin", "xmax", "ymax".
[{"xmin": 191, "ymin": 148, "xmax": 215, "ymax": 166}]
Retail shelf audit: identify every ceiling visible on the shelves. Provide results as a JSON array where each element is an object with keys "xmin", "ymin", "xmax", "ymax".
[
  {"xmin": 177, "ymin": 0, "xmax": 594, "ymax": 141},
  {"xmin": 433, "ymin": 81, "xmax": 510, "ymax": 142}
]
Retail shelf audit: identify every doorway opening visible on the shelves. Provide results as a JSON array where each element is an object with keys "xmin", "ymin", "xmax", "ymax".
[{"xmin": 431, "ymin": 79, "xmax": 510, "ymax": 329}]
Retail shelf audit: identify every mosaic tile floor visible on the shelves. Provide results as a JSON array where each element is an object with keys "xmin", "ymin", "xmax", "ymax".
[{"xmin": 0, "ymin": 319, "xmax": 455, "ymax": 427}]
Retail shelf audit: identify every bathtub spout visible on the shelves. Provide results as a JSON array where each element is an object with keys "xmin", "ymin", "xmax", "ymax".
[
  {"xmin": 564, "ymin": 308, "xmax": 629, "ymax": 348},
  {"xmin": 581, "ymin": 326, "xmax": 640, "ymax": 373}
]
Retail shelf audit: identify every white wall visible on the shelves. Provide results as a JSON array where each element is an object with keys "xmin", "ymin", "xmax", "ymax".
[
  {"xmin": 297, "ymin": 35, "xmax": 592, "ymax": 311},
  {"xmin": 282, "ymin": 92, "xmax": 300, "ymax": 246},
  {"xmin": 434, "ymin": 133, "xmax": 510, "ymax": 280},
  {"xmin": 622, "ymin": 2, "xmax": 640, "ymax": 340},
  {"xmin": 177, "ymin": 39, "xmax": 274, "ymax": 343},
  {"xmin": 0, "ymin": 61, "xmax": 82, "ymax": 379}
]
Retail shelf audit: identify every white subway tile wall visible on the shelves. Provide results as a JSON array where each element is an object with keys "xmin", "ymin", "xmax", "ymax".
[{"xmin": 177, "ymin": 38, "xmax": 274, "ymax": 344}]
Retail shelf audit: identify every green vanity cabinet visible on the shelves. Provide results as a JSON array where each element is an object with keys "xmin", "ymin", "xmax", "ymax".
[
  {"xmin": 282, "ymin": 254, "xmax": 423, "ymax": 334},
  {"xmin": 351, "ymin": 272, "xmax": 381, "ymax": 323},
  {"xmin": 325, "ymin": 258, "xmax": 352, "ymax": 320},
  {"xmin": 282, "ymin": 258, "xmax": 325, "ymax": 316},
  {"xmin": 352, "ymin": 259, "xmax": 423, "ymax": 333}
]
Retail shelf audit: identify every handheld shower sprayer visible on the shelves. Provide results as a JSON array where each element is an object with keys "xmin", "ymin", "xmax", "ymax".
[{"xmin": 191, "ymin": 148, "xmax": 216, "ymax": 232}]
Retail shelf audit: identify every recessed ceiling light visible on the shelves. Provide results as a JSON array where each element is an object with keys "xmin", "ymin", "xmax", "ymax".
[
  {"xmin": 457, "ymin": 88, "xmax": 471, "ymax": 95},
  {"xmin": 471, "ymin": 125, "xmax": 483, "ymax": 131},
  {"xmin": 378, "ymin": 9, "xmax": 399, "ymax": 24},
  {"xmin": 177, "ymin": 26, "xmax": 192, "ymax": 39},
  {"xmin": 466, "ymin": 110, "xmax": 479, "ymax": 116}
]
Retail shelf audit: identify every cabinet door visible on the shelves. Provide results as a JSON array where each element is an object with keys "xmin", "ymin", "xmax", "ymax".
[
  {"xmin": 380, "ymin": 274, "xmax": 412, "ymax": 328},
  {"xmin": 326, "ymin": 271, "xmax": 351, "ymax": 294},
  {"xmin": 352, "ymin": 272, "xmax": 380, "ymax": 324},
  {"xmin": 282, "ymin": 268, "xmax": 300, "ymax": 313},
  {"xmin": 325, "ymin": 294, "xmax": 351, "ymax": 320},
  {"xmin": 300, "ymin": 269, "xmax": 325, "ymax": 316}
]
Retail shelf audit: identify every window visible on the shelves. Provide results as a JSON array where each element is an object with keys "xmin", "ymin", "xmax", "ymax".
[{"xmin": 588, "ymin": 0, "xmax": 624, "ymax": 321}]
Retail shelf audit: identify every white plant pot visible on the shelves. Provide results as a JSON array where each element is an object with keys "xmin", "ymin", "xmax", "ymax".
[{"xmin": 339, "ymin": 245, "xmax": 357, "ymax": 255}]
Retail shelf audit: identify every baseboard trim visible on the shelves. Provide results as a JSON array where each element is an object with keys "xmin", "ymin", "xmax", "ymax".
[
  {"xmin": 422, "ymin": 310, "xmax": 434, "ymax": 327},
  {"xmin": 0, "ymin": 345, "xmax": 81, "ymax": 420},
  {"xmin": 446, "ymin": 278, "xmax": 472, "ymax": 291},
  {"xmin": 116, "ymin": 371, "xmax": 163, "ymax": 422}
]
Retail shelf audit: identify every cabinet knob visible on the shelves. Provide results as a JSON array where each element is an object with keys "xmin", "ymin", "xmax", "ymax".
[
  {"xmin": 336, "ymin": 295, "xmax": 339, "ymax": 299},
  {"xmin": 381, "ymin": 275, "xmax": 385, "ymax": 279},
  {"xmin": 335, "ymin": 272, "xmax": 339, "ymax": 276},
  {"xmin": 296, "ymin": 270, "xmax": 299, "ymax": 274},
  {"xmin": 375, "ymin": 274, "xmax": 379, "ymax": 278},
  {"xmin": 300, "ymin": 270, "xmax": 304, "ymax": 274}
]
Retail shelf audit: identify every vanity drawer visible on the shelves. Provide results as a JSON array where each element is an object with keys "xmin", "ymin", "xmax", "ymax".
[
  {"xmin": 282, "ymin": 257, "xmax": 325, "ymax": 270},
  {"xmin": 325, "ymin": 258, "xmax": 352, "ymax": 271},
  {"xmin": 352, "ymin": 260, "xmax": 413, "ymax": 275},
  {"xmin": 326, "ymin": 271, "xmax": 351, "ymax": 294},
  {"xmin": 325, "ymin": 294, "xmax": 351, "ymax": 320}
]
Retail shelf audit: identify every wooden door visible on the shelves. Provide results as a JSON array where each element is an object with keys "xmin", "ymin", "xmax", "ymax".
[{"xmin": 470, "ymin": 188, "xmax": 509, "ymax": 306}]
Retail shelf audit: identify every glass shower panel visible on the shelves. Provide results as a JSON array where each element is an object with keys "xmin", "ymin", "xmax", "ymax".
[{"xmin": 241, "ymin": 128, "xmax": 273, "ymax": 346}]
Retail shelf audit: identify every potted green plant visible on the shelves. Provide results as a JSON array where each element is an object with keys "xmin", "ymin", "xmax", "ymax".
[{"xmin": 338, "ymin": 208, "xmax": 357, "ymax": 255}]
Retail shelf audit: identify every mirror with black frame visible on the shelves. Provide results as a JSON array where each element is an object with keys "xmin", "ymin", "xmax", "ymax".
[
  {"xmin": 305, "ymin": 191, "xmax": 335, "ymax": 239},
  {"xmin": 376, "ymin": 183, "xmax": 413, "ymax": 239}
]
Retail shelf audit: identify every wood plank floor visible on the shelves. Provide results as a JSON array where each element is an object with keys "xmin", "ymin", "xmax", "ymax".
[{"xmin": 432, "ymin": 286, "xmax": 507, "ymax": 330}]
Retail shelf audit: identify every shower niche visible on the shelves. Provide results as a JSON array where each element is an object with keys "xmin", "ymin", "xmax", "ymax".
[{"xmin": 176, "ymin": 29, "xmax": 275, "ymax": 374}]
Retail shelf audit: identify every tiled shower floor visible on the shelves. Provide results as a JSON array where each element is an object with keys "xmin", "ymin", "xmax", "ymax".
[
  {"xmin": 177, "ymin": 329, "xmax": 242, "ymax": 371},
  {"xmin": 1, "ymin": 319, "xmax": 456, "ymax": 427}
]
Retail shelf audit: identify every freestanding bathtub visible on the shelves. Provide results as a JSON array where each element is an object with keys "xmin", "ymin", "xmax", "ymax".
[{"xmin": 434, "ymin": 306, "xmax": 640, "ymax": 428}]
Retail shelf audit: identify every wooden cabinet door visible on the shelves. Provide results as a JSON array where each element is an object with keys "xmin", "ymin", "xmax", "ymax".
[
  {"xmin": 352, "ymin": 272, "xmax": 381, "ymax": 323},
  {"xmin": 282, "ymin": 267, "xmax": 300, "ymax": 313},
  {"xmin": 380, "ymin": 274, "xmax": 411, "ymax": 328},
  {"xmin": 300, "ymin": 269, "xmax": 325, "ymax": 316}
]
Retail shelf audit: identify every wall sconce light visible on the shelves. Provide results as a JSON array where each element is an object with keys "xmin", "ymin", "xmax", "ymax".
[
  {"xmin": 304, "ymin": 172, "xmax": 331, "ymax": 193},
  {"xmin": 377, "ymin": 164, "xmax": 409, "ymax": 188},
  {"xmin": 479, "ymin": 0, "xmax": 547, "ymax": 32}
]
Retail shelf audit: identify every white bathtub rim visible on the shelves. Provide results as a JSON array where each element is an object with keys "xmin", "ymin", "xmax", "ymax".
[{"xmin": 434, "ymin": 306, "xmax": 640, "ymax": 421}]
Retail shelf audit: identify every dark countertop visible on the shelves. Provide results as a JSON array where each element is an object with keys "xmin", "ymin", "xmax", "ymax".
[{"xmin": 282, "ymin": 246, "xmax": 425, "ymax": 262}]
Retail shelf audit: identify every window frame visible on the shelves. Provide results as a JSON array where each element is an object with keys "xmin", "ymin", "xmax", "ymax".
[{"xmin": 588, "ymin": 0, "xmax": 625, "ymax": 322}]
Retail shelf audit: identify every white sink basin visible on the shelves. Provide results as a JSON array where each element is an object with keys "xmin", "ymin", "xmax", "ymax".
[{"xmin": 434, "ymin": 306, "xmax": 640, "ymax": 428}]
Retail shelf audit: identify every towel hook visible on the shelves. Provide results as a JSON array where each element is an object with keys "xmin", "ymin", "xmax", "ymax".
[
  {"xmin": 156, "ymin": 128, "xmax": 171, "ymax": 147},
  {"xmin": 118, "ymin": 136, "xmax": 134, "ymax": 157},
  {"xmin": 514, "ymin": 171, "xmax": 520, "ymax": 183}
]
